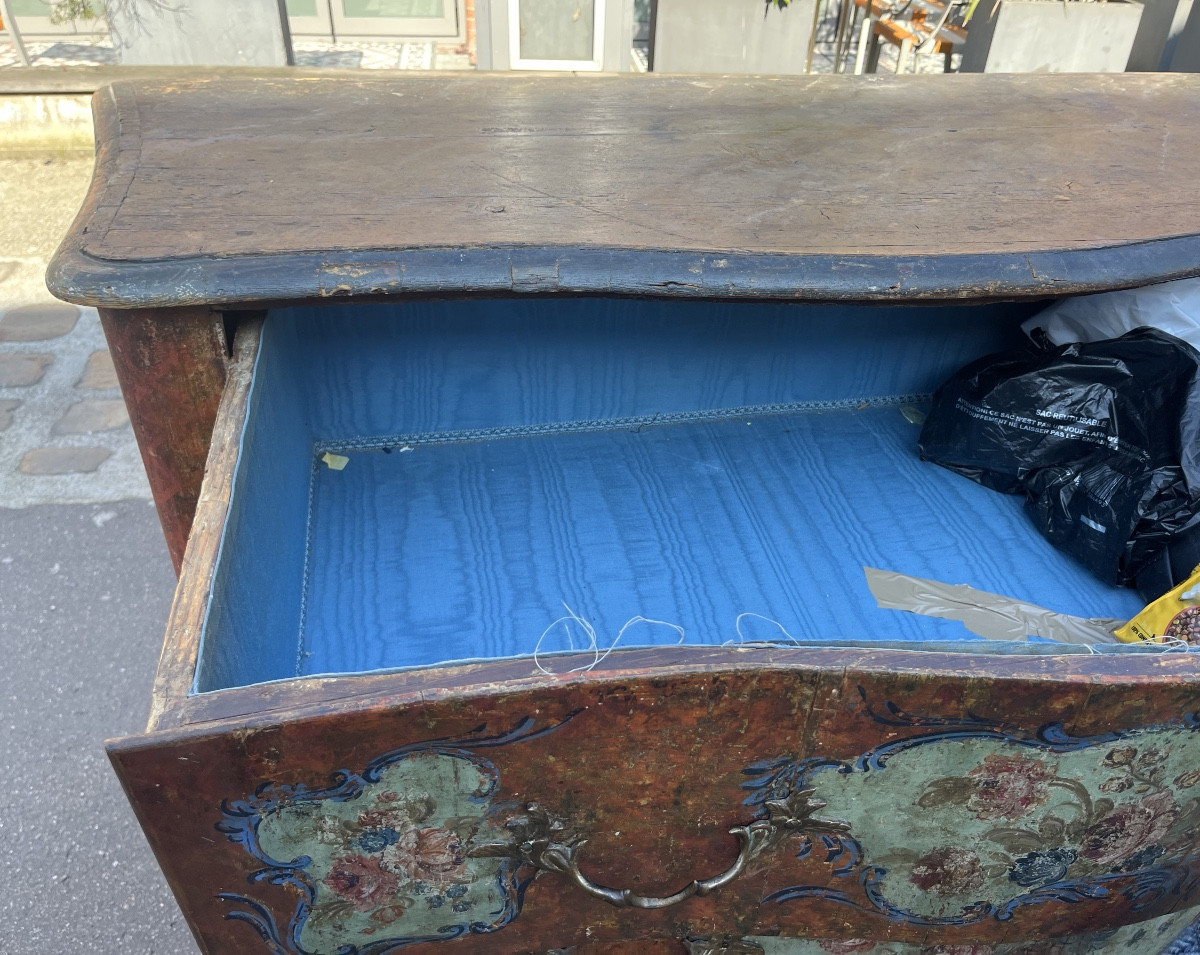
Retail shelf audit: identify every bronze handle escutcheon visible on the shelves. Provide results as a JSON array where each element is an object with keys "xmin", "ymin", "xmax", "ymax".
[{"xmin": 469, "ymin": 790, "xmax": 851, "ymax": 910}]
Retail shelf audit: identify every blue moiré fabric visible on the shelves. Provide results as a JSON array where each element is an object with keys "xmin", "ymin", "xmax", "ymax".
[
  {"xmin": 196, "ymin": 297, "xmax": 1155, "ymax": 691},
  {"xmin": 273, "ymin": 298, "xmax": 1030, "ymax": 445},
  {"xmin": 299, "ymin": 405, "xmax": 1146, "ymax": 676},
  {"xmin": 196, "ymin": 321, "xmax": 313, "ymax": 692}
]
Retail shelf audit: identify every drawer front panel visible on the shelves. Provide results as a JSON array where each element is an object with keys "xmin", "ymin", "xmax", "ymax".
[{"xmin": 110, "ymin": 666, "xmax": 1200, "ymax": 953}]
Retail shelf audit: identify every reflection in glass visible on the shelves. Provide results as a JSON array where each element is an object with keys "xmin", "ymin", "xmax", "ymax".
[
  {"xmin": 518, "ymin": 0, "xmax": 595, "ymax": 61},
  {"xmin": 10, "ymin": 0, "xmax": 54, "ymax": 15},
  {"xmin": 341, "ymin": 0, "xmax": 445, "ymax": 16}
]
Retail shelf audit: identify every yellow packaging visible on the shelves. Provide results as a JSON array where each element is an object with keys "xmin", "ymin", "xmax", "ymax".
[{"xmin": 1116, "ymin": 563, "xmax": 1200, "ymax": 643}]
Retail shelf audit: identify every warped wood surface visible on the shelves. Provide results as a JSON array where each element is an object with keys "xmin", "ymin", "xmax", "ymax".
[{"xmin": 49, "ymin": 72, "xmax": 1200, "ymax": 307}]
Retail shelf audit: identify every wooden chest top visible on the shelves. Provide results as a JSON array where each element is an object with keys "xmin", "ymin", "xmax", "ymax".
[{"xmin": 49, "ymin": 72, "xmax": 1200, "ymax": 309}]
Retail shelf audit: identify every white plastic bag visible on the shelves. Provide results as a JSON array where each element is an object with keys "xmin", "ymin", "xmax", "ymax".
[{"xmin": 1023, "ymin": 276, "xmax": 1200, "ymax": 351}]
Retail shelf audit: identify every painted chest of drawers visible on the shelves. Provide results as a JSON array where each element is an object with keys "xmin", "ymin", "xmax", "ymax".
[{"xmin": 49, "ymin": 72, "xmax": 1200, "ymax": 954}]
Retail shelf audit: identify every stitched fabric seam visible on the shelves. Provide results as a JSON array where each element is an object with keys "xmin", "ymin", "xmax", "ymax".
[
  {"xmin": 316, "ymin": 394, "xmax": 931, "ymax": 453},
  {"xmin": 296, "ymin": 455, "xmax": 321, "ymax": 679}
]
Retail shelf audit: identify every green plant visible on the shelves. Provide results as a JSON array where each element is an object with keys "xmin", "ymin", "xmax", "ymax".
[
  {"xmin": 47, "ymin": 0, "xmax": 182, "ymax": 40},
  {"xmin": 49, "ymin": 0, "xmax": 102, "ymax": 23}
]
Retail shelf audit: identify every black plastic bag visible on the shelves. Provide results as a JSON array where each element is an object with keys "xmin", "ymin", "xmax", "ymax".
[{"xmin": 918, "ymin": 327, "xmax": 1200, "ymax": 588}]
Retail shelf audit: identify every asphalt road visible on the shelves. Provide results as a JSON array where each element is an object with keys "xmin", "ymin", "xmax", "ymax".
[
  {"xmin": 0, "ymin": 501, "xmax": 195, "ymax": 953},
  {"xmin": 0, "ymin": 153, "xmax": 195, "ymax": 953}
]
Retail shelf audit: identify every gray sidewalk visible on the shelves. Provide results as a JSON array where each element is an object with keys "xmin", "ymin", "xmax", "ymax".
[
  {"xmin": 0, "ymin": 155, "xmax": 193, "ymax": 950},
  {"xmin": 1, "ymin": 23, "xmax": 945, "ymax": 77},
  {"xmin": 0, "ymin": 34, "xmax": 472, "ymax": 71}
]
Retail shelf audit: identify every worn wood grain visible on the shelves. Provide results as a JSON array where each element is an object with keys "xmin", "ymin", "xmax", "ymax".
[
  {"xmin": 49, "ymin": 73, "xmax": 1200, "ymax": 308},
  {"xmin": 148, "ymin": 319, "xmax": 260, "ymax": 730},
  {"xmin": 98, "ymin": 306, "xmax": 227, "ymax": 573},
  {"xmin": 165, "ymin": 643, "xmax": 1200, "ymax": 733}
]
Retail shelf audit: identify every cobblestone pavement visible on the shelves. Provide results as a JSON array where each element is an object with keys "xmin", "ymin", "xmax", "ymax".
[
  {"xmin": 0, "ymin": 155, "xmax": 149, "ymax": 507},
  {"xmin": 0, "ymin": 302, "xmax": 151, "ymax": 504}
]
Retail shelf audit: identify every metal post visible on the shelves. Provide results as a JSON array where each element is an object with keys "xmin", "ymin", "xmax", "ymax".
[
  {"xmin": 804, "ymin": 0, "xmax": 823, "ymax": 72},
  {"xmin": 832, "ymin": 0, "xmax": 856, "ymax": 72},
  {"xmin": 853, "ymin": 13, "xmax": 874, "ymax": 72},
  {"xmin": 0, "ymin": 0, "xmax": 32, "ymax": 67}
]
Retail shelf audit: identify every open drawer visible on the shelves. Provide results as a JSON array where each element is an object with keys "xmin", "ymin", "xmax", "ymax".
[
  {"xmin": 197, "ymin": 298, "xmax": 1161, "ymax": 691},
  {"xmin": 110, "ymin": 297, "xmax": 1200, "ymax": 955},
  {"xmin": 48, "ymin": 73, "xmax": 1200, "ymax": 954}
]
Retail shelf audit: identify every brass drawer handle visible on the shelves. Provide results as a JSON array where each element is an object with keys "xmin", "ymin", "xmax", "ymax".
[{"xmin": 470, "ymin": 791, "xmax": 851, "ymax": 910}]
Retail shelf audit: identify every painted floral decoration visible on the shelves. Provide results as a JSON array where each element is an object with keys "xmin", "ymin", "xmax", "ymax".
[
  {"xmin": 965, "ymin": 755, "xmax": 1054, "ymax": 820},
  {"xmin": 248, "ymin": 752, "xmax": 505, "ymax": 951},
  {"xmin": 909, "ymin": 847, "xmax": 986, "ymax": 897},
  {"xmin": 818, "ymin": 940, "xmax": 879, "ymax": 953},
  {"xmin": 217, "ymin": 716, "xmax": 579, "ymax": 955},
  {"xmin": 885, "ymin": 733, "xmax": 1200, "ymax": 920},
  {"xmin": 750, "ymin": 698, "xmax": 1200, "ymax": 928},
  {"xmin": 1006, "ymin": 848, "xmax": 1076, "ymax": 888}
]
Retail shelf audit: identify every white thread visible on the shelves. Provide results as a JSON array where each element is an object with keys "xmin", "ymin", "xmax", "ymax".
[
  {"xmin": 733, "ymin": 612, "xmax": 801, "ymax": 646},
  {"xmin": 532, "ymin": 606, "xmax": 1194, "ymax": 673},
  {"xmin": 533, "ymin": 603, "xmax": 686, "ymax": 675}
]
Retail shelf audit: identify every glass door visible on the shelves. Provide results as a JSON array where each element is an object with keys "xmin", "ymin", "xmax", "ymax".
[
  {"xmin": 508, "ymin": 0, "xmax": 605, "ymax": 70},
  {"xmin": 329, "ymin": 0, "xmax": 459, "ymax": 37},
  {"xmin": 285, "ymin": 0, "xmax": 335, "ymax": 36}
]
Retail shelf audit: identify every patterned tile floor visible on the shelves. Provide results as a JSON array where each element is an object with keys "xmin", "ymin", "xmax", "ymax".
[
  {"xmin": 0, "ymin": 35, "xmax": 116, "ymax": 68},
  {"xmin": 0, "ymin": 35, "xmax": 472, "ymax": 71},
  {"xmin": 0, "ymin": 19, "xmax": 949, "ymax": 74}
]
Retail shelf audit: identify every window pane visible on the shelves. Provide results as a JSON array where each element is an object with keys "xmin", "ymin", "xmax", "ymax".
[
  {"xmin": 9, "ymin": 0, "xmax": 54, "ymax": 16},
  {"xmin": 287, "ymin": 0, "xmax": 319, "ymax": 16},
  {"xmin": 341, "ymin": 0, "xmax": 445, "ymax": 16},
  {"xmin": 518, "ymin": 0, "xmax": 595, "ymax": 61}
]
